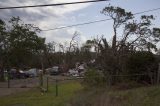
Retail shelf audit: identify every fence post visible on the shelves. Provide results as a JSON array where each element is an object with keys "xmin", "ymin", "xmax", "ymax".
[
  {"xmin": 107, "ymin": 75, "xmax": 112, "ymax": 87},
  {"xmin": 55, "ymin": 79, "xmax": 58, "ymax": 97},
  {"xmin": 157, "ymin": 63, "xmax": 160, "ymax": 84},
  {"xmin": 8, "ymin": 72, "xmax": 10, "ymax": 88},
  {"xmin": 46, "ymin": 77, "xmax": 49, "ymax": 92},
  {"xmin": 39, "ymin": 72, "xmax": 43, "ymax": 87}
]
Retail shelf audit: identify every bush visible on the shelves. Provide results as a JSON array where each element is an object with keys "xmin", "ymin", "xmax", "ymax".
[
  {"xmin": 126, "ymin": 51, "xmax": 158, "ymax": 84},
  {"xmin": 83, "ymin": 68, "xmax": 105, "ymax": 87}
]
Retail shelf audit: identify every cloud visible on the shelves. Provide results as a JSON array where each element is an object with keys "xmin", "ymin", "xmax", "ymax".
[
  {"xmin": 0, "ymin": 0, "xmax": 91, "ymax": 44},
  {"xmin": 0, "ymin": 0, "xmax": 91, "ymax": 16},
  {"xmin": 41, "ymin": 27, "xmax": 87, "ymax": 45}
]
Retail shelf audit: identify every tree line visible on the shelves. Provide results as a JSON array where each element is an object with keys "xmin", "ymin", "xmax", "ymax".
[{"xmin": 0, "ymin": 17, "xmax": 93, "ymax": 80}]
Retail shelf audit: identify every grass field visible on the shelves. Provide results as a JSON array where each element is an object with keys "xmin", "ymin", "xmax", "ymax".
[
  {"xmin": 70, "ymin": 85, "xmax": 160, "ymax": 106},
  {"xmin": 1, "ymin": 80, "xmax": 160, "ymax": 106},
  {"xmin": 0, "ymin": 81, "xmax": 83, "ymax": 106}
]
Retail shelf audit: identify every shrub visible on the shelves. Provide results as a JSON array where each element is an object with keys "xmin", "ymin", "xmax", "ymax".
[
  {"xmin": 83, "ymin": 68, "xmax": 105, "ymax": 87},
  {"xmin": 126, "ymin": 51, "xmax": 158, "ymax": 84}
]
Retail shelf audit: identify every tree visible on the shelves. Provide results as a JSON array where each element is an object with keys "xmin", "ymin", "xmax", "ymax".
[
  {"xmin": 7, "ymin": 17, "xmax": 45, "ymax": 69},
  {"xmin": 65, "ymin": 31, "xmax": 80, "ymax": 68},
  {"xmin": 44, "ymin": 41, "xmax": 56, "ymax": 67},
  {"xmin": 0, "ymin": 19, "xmax": 7, "ymax": 80},
  {"xmin": 94, "ymin": 5, "xmax": 160, "ymax": 82},
  {"xmin": 126, "ymin": 51, "xmax": 157, "ymax": 84},
  {"xmin": 68, "ymin": 31, "xmax": 79, "ymax": 52},
  {"xmin": 0, "ymin": 17, "xmax": 45, "ymax": 75},
  {"xmin": 101, "ymin": 6, "xmax": 160, "ymax": 52}
]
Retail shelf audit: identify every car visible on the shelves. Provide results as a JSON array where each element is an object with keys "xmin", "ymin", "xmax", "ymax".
[
  {"xmin": 50, "ymin": 66, "xmax": 60, "ymax": 75},
  {"xmin": 9, "ymin": 69, "xmax": 18, "ymax": 79},
  {"xmin": 9, "ymin": 69, "xmax": 27, "ymax": 79},
  {"xmin": 25, "ymin": 68, "xmax": 38, "ymax": 77},
  {"xmin": 45, "ymin": 68, "xmax": 52, "ymax": 74},
  {"xmin": 19, "ymin": 70, "xmax": 30, "ymax": 78}
]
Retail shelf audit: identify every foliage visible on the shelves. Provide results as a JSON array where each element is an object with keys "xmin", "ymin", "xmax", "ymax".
[
  {"xmin": 127, "ymin": 51, "xmax": 156, "ymax": 74},
  {"xmin": 0, "ymin": 17, "xmax": 45, "ymax": 70},
  {"xmin": 84, "ymin": 68, "xmax": 105, "ymax": 87},
  {"xmin": 101, "ymin": 6, "xmax": 160, "ymax": 52},
  {"xmin": 91, "ymin": 5, "xmax": 160, "ymax": 84},
  {"xmin": 126, "ymin": 51, "xmax": 158, "ymax": 84}
]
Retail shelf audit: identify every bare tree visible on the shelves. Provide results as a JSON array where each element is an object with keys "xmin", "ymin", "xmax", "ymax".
[{"xmin": 68, "ymin": 31, "xmax": 79, "ymax": 52}]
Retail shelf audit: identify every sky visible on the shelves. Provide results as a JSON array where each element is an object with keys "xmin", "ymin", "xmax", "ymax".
[{"xmin": 0, "ymin": 0, "xmax": 160, "ymax": 46}]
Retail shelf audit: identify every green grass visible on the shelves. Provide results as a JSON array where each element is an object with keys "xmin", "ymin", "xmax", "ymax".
[
  {"xmin": 110, "ymin": 85, "xmax": 160, "ymax": 106},
  {"xmin": 0, "ymin": 81, "xmax": 83, "ymax": 106},
  {"xmin": 1, "ymin": 81, "xmax": 160, "ymax": 106},
  {"xmin": 69, "ymin": 85, "xmax": 160, "ymax": 106}
]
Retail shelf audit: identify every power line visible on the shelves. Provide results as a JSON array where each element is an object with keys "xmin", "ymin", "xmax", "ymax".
[
  {"xmin": 41, "ymin": 7, "xmax": 160, "ymax": 31},
  {"xmin": 42, "ymin": 18, "xmax": 112, "ymax": 31},
  {"xmin": 0, "ymin": 0, "xmax": 109, "ymax": 10},
  {"xmin": 134, "ymin": 7, "xmax": 160, "ymax": 15}
]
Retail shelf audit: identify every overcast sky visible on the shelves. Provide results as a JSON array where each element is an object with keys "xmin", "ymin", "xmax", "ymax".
[{"xmin": 0, "ymin": 0, "xmax": 160, "ymax": 46}]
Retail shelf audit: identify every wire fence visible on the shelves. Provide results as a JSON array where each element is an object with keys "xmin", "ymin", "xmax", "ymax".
[
  {"xmin": 0, "ymin": 77, "xmax": 40, "ymax": 88},
  {"xmin": 42, "ymin": 73, "xmax": 160, "ymax": 97},
  {"xmin": 0, "ymin": 73, "xmax": 159, "ymax": 97},
  {"xmin": 0, "ymin": 73, "xmax": 159, "ymax": 88}
]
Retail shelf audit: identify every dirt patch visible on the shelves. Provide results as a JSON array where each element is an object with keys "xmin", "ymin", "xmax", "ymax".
[
  {"xmin": 0, "ymin": 88, "xmax": 31, "ymax": 97},
  {"xmin": 0, "ymin": 77, "xmax": 39, "ymax": 97}
]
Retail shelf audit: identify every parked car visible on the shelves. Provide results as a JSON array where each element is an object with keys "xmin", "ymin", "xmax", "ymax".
[
  {"xmin": 18, "ymin": 70, "xmax": 28, "ymax": 78},
  {"xmin": 9, "ymin": 69, "xmax": 28, "ymax": 79},
  {"xmin": 45, "ymin": 68, "xmax": 52, "ymax": 74},
  {"xmin": 25, "ymin": 68, "xmax": 38, "ymax": 77},
  {"xmin": 50, "ymin": 66, "xmax": 60, "ymax": 75},
  {"xmin": 9, "ymin": 69, "xmax": 17, "ymax": 79}
]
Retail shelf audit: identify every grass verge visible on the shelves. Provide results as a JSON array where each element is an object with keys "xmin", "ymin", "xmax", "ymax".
[
  {"xmin": 69, "ymin": 85, "xmax": 160, "ymax": 106},
  {"xmin": 0, "ymin": 81, "xmax": 83, "ymax": 106}
]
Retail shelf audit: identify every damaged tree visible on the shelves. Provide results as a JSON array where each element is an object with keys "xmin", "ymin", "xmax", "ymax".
[{"xmin": 96, "ymin": 6, "xmax": 160, "ymax": 84}]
